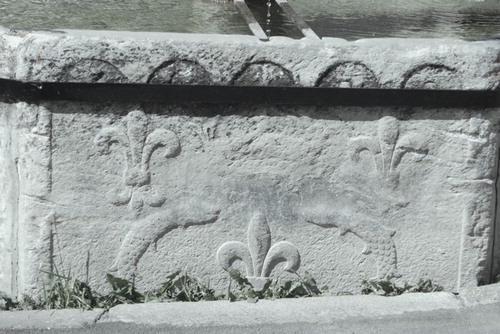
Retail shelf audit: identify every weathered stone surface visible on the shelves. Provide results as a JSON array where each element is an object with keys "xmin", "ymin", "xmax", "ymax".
[
  {"xmin": 0, "ymin": 308, "xmax": 105, "ymax": 330},
  {"xmin": 316, "ymin": 61, "xmax": 379, "ymax": 88},
  {"xmin": 5, "ymin": 104, "xmax": 498, "ymax": 296},
  {"xmin": 2, "ymin": 284, "xmax": 500, "ymax": 332},
  {"xmin": 460, "ymin": 282, "xmax": 500, "ymax": 307},
  {"xmin": 231, "ymin": 61, "xmax": 296, "ymax": 86},
  {"xmin": 148, "ymin": 60, "xmax": 212, "ymax": 85},
  {"xmin": 0, "ymin": 103, "xmax": 16, "ymax": 294},
  {"xmin": 101, "ymin": 292, "xmax": 463, "ymax": 327},
  {"xmin": 401, "ymin": 64, "xmax": 458, "ymax": 89},
  {"xmin": 0, "ymin": 28, "xmax": 499, "ymax": 297},
  {"xmin": 6, "ymin": 31, "xmax": 498, "ymax": 90},
  {"xmin": 62, "ymin": 59, "xmax": 128, "ymax": 83},
  {"xmin": 495, "ymin": 189, "xmax": 500, "ymax": 280},
  {"xmin": 0, "ymin": 27, "xmax": 21, "ymax": 80}
]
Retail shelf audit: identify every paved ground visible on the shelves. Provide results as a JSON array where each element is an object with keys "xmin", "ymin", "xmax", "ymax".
[{"xmin": 1, "ymin": 283, "xmax": 499, "ymax": 334}]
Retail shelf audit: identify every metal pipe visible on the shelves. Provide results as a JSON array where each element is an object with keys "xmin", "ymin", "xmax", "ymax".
[
  {"xmin": 274, "ymin": 0, "xmax": 320, "ymax": 40},
  {"xmin": 234, "ymin": 0, "xmax": 269, "ymax": 41}
]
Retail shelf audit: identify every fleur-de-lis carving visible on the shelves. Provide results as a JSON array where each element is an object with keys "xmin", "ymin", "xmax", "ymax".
[
  {"xmin": 94, "ymin": 110, "xmax": 180, "ymax": 215},
  {"xmin": 217, "ymin": 212, "xmax": 301, "ymax": 290},
  {"xmin": 350, "ymin": 116, "xmax": 429, "ymax": 188}
]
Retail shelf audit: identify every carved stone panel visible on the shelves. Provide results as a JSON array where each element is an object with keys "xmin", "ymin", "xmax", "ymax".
[
  {"xmin": 7, "ymin": 102, "xmax": 497, "ymax": 297},
  {"xmin": 2, "ymin": 30, "xmax": 499, "ymax": 297}
]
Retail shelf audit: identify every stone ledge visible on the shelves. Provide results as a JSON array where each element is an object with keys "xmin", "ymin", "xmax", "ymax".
[
  {"xmin": 101, "ymin": 292, "xmax": 463, "ymax": 327},
  {"xmin": 1, "ymin": 283, "xmax": 498, "ymax": 331},
  {"xmin": 0, "ymin": 308, "xmax": 106, "ymax": 330},
  {"xmin": 1, "ymin": 27, "xmax": 498, "ymax": 90},
  {"xmin": 459, "ymin": 282, "xmax": 500, "ymax": 307}
]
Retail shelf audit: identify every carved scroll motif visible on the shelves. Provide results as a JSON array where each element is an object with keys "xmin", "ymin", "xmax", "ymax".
[
  {"xmin": 63, "ymin": 59, "xmax": 128, "ymax": 83},
  {"xmin": 401, "ymin": 64, "xmax": 458, "ymax": 89},
  {"xmin": 148, "ymin": 60, "xmax": 212, "ymax": 85},
  {"xmin": 231, "ymin": 61, "xmax": 296, "ymax": 87},
  {"xmin": 217, "ymin": 212, "xmax": 301, "ymax": 290},
  {"xmin": 316, "ymin": 62, "xmax": 379, "ymax": 88}
]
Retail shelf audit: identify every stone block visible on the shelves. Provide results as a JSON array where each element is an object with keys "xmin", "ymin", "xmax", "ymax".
[{"xmin": 0, "ymin": 28, "xmax": 499, "ymax": 297}]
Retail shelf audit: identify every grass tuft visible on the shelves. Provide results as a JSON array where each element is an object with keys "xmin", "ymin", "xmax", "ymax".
[{"xmin": 361, "ymin": 276, "xmax": 443, "ymax": 296}]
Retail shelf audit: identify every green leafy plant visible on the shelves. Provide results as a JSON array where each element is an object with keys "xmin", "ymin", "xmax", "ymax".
[
  {"xmin": 147, "ymin": 270, "xmax": 222, "ymax": 302},
  {"xmin": 0, "ymin": 292, "xmax": 41, "ymax": 311},
  {"xmin": 98, "ymin": 271, "xmax": 223, "ymax": 308},
  {"xmin": 16, "ymin": 295, "xmax": 41, "ymax": 310},
  {"xmin": 410, "ymin": 279, "xmax": 444, "ymax": 293},
  {"xmin": 361, "ymin": 276, "xmax": 443, "ymax": 296},
  {"xmin": 0, "ymin": 290, "xmax": 18, "ymax": 310},
  {"xmin": 3, "ymin": 264, "xmax": 455, "ymax": 311},
  {"xmin": 98, "ymin": 274, "xmax": 144, "ymax": 308},
  {"xmin": 267, "ymin": 272, "xmax": 323, "ymax": 299},
  {"xmin": 225, "ymin": 269, "xmax": 323, "ymax": 302},
  {"xmin": 226, "ymin": 268, "xmax": 261, "ymax": 303}
]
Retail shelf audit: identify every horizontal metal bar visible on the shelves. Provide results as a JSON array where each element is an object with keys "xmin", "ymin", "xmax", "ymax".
[
  {"xmin": 0, "ymin": 78, "xmax": 498, "ymax": 108},
  {"xmin": 275, "ymin": 0, "xmax": 320, "ymax": 40},
  {"xmin": 234, "ymin": 0, "xmax": 269, "ymax": 41}
]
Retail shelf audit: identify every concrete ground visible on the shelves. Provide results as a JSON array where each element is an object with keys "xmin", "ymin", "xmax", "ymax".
[{"xmin": 1, "ymin": 283, "xmax": 499, "ymax": 334}]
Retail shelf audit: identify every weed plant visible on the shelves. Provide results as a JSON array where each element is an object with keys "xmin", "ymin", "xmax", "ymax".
[
  {"xmin": 1, "ymin": 271, "xmax": 449, "ymax": 311},
  {"xmin": 361, "ymin": 276, "xmax": 443, "ymax": 296},
  {"xmin": 0, "ymin": 290, "xmax": 17, "ymax": 310},
  {"xmin": 225, "ymin": 268, "xmax": 323, "ymax": 302},
  {"xmin": 145, "ymin": 270, "xmax": 222, "ymax": 302}
]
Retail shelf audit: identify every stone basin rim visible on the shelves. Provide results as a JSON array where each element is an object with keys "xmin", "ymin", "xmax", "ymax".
[{"xmin": 2, "ymin": 25, "xmax": 499, "ymax": 44}]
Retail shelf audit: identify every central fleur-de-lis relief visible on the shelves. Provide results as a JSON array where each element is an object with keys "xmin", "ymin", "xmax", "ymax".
[
  {"xmin": 217, "ymin": 212, "xmax": 301, "ymax": 290},
  {"xmin": 94, "ymin": 110, "xmax": 180, "ymax": 215},
  {"xmin": 350, "ymin": 116, "xmax": 429, "ymax": 188}
]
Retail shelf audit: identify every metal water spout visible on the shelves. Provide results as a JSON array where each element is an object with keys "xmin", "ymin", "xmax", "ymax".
[
  {"xmin": 234, "ymin": 0, "xmax": 320, "ymax": 41},
  {"xmin": 274, "ymin": 0, "xmax": 320, "ymax": 40},
  {"xmin": 234, "ymin": 0, "xmax": 269, "ymax": 41}
]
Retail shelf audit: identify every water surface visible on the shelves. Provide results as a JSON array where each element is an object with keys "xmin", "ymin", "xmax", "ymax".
[{"xmin": 0, "ymin": 0, "xmax": 498, "ymax": 39}]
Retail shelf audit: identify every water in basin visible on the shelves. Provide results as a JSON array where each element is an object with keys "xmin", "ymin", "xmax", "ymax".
[{"xmin": 0, "ymin": 0, "xmax": 498, "ymax": 40}]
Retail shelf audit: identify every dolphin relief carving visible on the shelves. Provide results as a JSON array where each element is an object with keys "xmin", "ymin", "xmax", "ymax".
[
  {"xmin": 301, "ymin": 205, "xmax": 399, "ymax": 280},
  {"xmin": 299, "ymin": 117, "xmax": 430, "ymax": 280},
  {"xmin": 217, "ymin": 212, "xmax": 300, "ymax": 290},
  {"xmin": 94, "ymin": 110, "xmax": 220, "ymax": 281},
  {"xmin": 110, "ymin": 200, "xmax": 220, "ymax": 281},
  {"xmin": 94, "ymin": 110, "xmax": 180, "ymax": 216}
]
